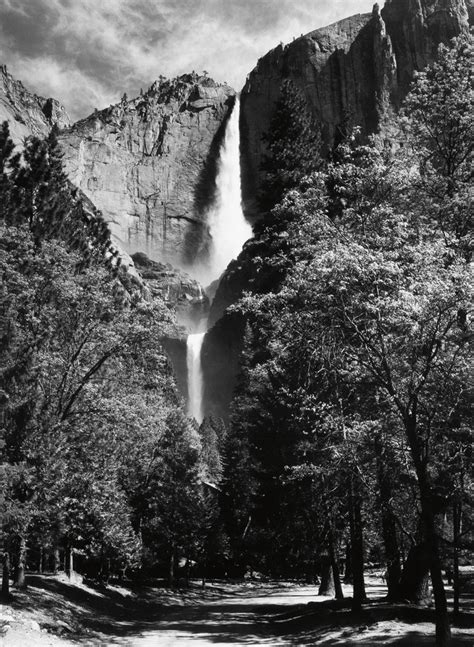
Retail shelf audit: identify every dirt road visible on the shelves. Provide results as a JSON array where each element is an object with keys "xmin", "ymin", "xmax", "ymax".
[
  {"xmin": 2, "ymin": 576, "xmax": 473, "ymax": 646},
  {"xmin": 114, "ymin": 582, "xmax": 320, "ymax": 646}
]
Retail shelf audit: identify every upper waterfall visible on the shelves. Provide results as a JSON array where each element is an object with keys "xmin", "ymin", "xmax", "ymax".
[{"xmin": 193, "ymin": 97, "xmax": 253, "ymax": 288}]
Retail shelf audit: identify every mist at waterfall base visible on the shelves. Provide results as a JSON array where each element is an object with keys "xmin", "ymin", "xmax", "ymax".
[{"xmin": 185, "ymin": 98, "xmax": 252, "ymax": 423}]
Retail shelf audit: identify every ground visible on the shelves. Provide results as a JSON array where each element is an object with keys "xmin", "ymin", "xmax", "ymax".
[{"xmin": 0, "ymin": 574, "xmax": 473, "ymax": 646}]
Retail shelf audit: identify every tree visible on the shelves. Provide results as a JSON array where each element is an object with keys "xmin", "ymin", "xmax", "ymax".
[
  {"xmin": 199, "ymin": 416, "xmax": 225, "ymax": 485},
  {"xmin": 399, "ymin": 35, "xmax": 473, "ymax": 258},
  {"xmin": 140, "ymin": 410, "xmax": 203, "ymax": 585},
  {"xmin": 227, "ymin": 41, "xmax": 472, "ymax": 636},
  {"xmin": 259, "ymin": 78, "xmax": 322, "ymax": 214},
  {"xmin": 0, "ymin": 121, "xmax": 113, "ymax": 266},
  {"xmin": 278, "ymin": 164, "xmax": 470, "ymax": 641},
  {"xmin": 0, "ymin": 216, "xmax": 187, "ymax": 578},
  {"xmin": 0, "ymin": 119, "xmax": 215, "ymax": 588}
]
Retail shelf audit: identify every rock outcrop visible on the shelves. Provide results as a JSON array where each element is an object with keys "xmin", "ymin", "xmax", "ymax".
[
  {"xmin": 240, "ymin": 0, "xmax": 471, "ymax": 217},
  {"xmin": 59, "ymin": 75, "xmax": 235, "ymax": 270},
  {"xmin": 131, "ymin": 252, "xmax": 209, "ymax": 331},
  {"xmin": 0, "ymin": 65, "xmax": 70, "ymax": 142}
]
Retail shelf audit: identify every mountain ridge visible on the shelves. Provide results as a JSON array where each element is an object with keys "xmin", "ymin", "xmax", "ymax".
[{"xmin": 0, "ymin": 64, "xmax": 70, "ymax": 143}]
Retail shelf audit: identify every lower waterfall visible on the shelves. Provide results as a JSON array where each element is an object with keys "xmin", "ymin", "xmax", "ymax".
[
  {"xmin": 186, "ymin": 332, "xmax": 206, "ymax": 423},
  {"xmin": 185, "ymin": 96, "xmax": 252, "ymax": 422}
]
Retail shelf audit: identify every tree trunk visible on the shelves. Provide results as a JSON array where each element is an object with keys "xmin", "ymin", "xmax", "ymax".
[
  {"xmin": 185, "ymin": 557, "xmax": 191, "ymax": 587},
  {"xmin": 318, "ymin": 555, "xmax": 335, "ymax": 596},
  {"xmin": 13, "ymin": 536, "xmax": 26, "ymax": 589},
  {"xmin": 344, "ymin": 542, "xmax": 353, "ymax": 584},
  {"xmin": 404, "ymin": 416, "xmax": 451, "ymax": 646},
  {"xmin": 377, "ymin": 447, "xmax": 402, "ymax": 600},
  {"xmin": 328, "ymin": 526, "xmax": 344, "ymax": 600},
  {"xmin": 349, "ymin": 480, "xmax": 366, "ymax": 612},
  {"xmin": 382, "ymin": 512, "xmax": 402, "ymax": 601},
  {"xmin": 169, "ymin": 544, "xmax": 175, "ymax": 588},
  {"xmin": 452, "ymin": 499, "xmax": 461, "ymax": 618},
  {"xmin": 38, "ymin": 546, "xmax": 44, "ymax": 574},
  {"xmin": 2, "ymin": 552, "xmax": 10, "ymax": 599},
  {"xmin": 320, "ymin": 480, "xmax": 344, "ymax": 599},
  {"xmin": 53, "ymin": 546, "xmax": 61, "ymax": 574},
  {"xmin": 399, "ymin": 542, "xmax": 431, "ymax": 604},
  {"xmin": 66, "ymin": 546, "xmax": 74, "ymax": 579},
  {"xmin": 424, "ymin": 507, "xmax": 451, "ymax": 647}
]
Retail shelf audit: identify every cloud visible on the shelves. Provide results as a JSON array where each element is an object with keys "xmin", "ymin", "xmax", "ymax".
[{"xmin": 0, "ymin": 0, "xmax": 376, "ymax": 121}]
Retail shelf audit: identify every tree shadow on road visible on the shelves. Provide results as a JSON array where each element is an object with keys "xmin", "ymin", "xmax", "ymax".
[{"xmin": 6, "ymin": 575, "xmax": 474, "ymax": 646}]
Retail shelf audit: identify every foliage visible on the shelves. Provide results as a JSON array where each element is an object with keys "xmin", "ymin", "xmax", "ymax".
[
  {"xmin": 223, "ymin": 34, "xmax": 473, "ymax": 642},
  {"xmin": 0, "ymin": 120, "xmax": 222, "ymax": 581},
  {"xmin": 0, "ymin": 123, "xmax": 114, "ymax": 267}
]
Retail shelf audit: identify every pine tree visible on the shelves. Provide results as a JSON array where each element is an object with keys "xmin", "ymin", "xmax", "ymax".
[
  {"xmin": 259, "ymin": 78, "xmax": 322, "ymax": 214},
  {"xmin": 0, "ymin": 121, "xmax": 113, "ymax": 265}
]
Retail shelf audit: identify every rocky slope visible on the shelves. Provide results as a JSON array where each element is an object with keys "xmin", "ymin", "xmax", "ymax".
[
  {"xmin": 131, "ymin": 251, "xmax": 209, "ymax": 329},
  {"xmin": 0, "ymin": 65, "xmax": 70, "ymax": 143},
  {"xmin": 59, "ymin": 75, "xmax": 235, "ymax": 270},
  {"xmin": 240, "ymin": 0, "xmax": 471, "ymax": 217}
]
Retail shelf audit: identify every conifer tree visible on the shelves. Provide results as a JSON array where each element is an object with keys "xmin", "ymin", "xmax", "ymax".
[
  {"xmin": 259, "ymin": 78, "xmax": 322, "ymax": 214},
  {"xmin": 0, "ymin": 121, "xmax": 113, "ymax": 265}
]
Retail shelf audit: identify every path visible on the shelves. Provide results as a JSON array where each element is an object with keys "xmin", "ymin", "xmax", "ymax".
[
  {"xmin": 114, "ymin": 582, "xmax": 322, "ymax": 646},
  {"xmin": 2, "ymin": 576, "xmax": 473, "ymax": 646}
]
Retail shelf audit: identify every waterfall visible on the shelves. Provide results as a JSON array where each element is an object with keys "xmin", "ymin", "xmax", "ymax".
[
  {"xmin": 187, "ymin": 332, "xmax": 206, "ymax": 423},
  {"xmin": 186, "ymin": 96, "xmax": 252, "ymax": 423},
  {"xmin": 193, "ymin": 97, "xmax": 253, "ymax": 287}
]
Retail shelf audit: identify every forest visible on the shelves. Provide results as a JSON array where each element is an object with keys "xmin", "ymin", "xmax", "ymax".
[{"xmin": 0, "ymin": 34, "xmax": 472, "ymax": 647}]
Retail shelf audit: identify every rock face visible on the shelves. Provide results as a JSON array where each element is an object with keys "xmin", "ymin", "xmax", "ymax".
[
  {"xmin": 381, "ymin": 0, "xmax": 470, "ymax": 96},
  {"xmin": 0, "ymin": 65, "xmax": 70, "ymax": 142},
  {"xmin": 240, "ymin": 0, "xmax": 471, "ymax": 217},
  {"xmin": 59, "ymin": 75, "xmax": 235, "ymax": 270},
  {"xmin": 131, "ymin": 252, "xmax": 209, "ymax": 331}
]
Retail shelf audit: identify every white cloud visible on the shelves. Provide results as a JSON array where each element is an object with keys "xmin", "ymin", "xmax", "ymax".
[{"xmin": 0, "ymin": 0, "xmax": 376, "ymax": 120}]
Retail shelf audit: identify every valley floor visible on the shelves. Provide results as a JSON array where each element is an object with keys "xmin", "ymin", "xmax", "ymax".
[{"xmin": 1, "ymin": 574, "xmax": 473, "ymax": 646}]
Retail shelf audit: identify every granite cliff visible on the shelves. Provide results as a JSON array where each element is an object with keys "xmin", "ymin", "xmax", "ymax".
[
  {"xmin": 59, "ymin": 75, "xmax": 235, "ymax": 271},
  {"xmin": 240, "ymin": 0, "xmax": 471, "ymax": 217},
  {"xmin": 0, "ymin": 65, "xmax": 70, "ymax": 143}
]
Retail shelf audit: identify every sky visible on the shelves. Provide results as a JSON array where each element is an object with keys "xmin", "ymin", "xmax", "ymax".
[{"xmin": 0, "ymin": 0, "xmax": 376, "ymax": 122}]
